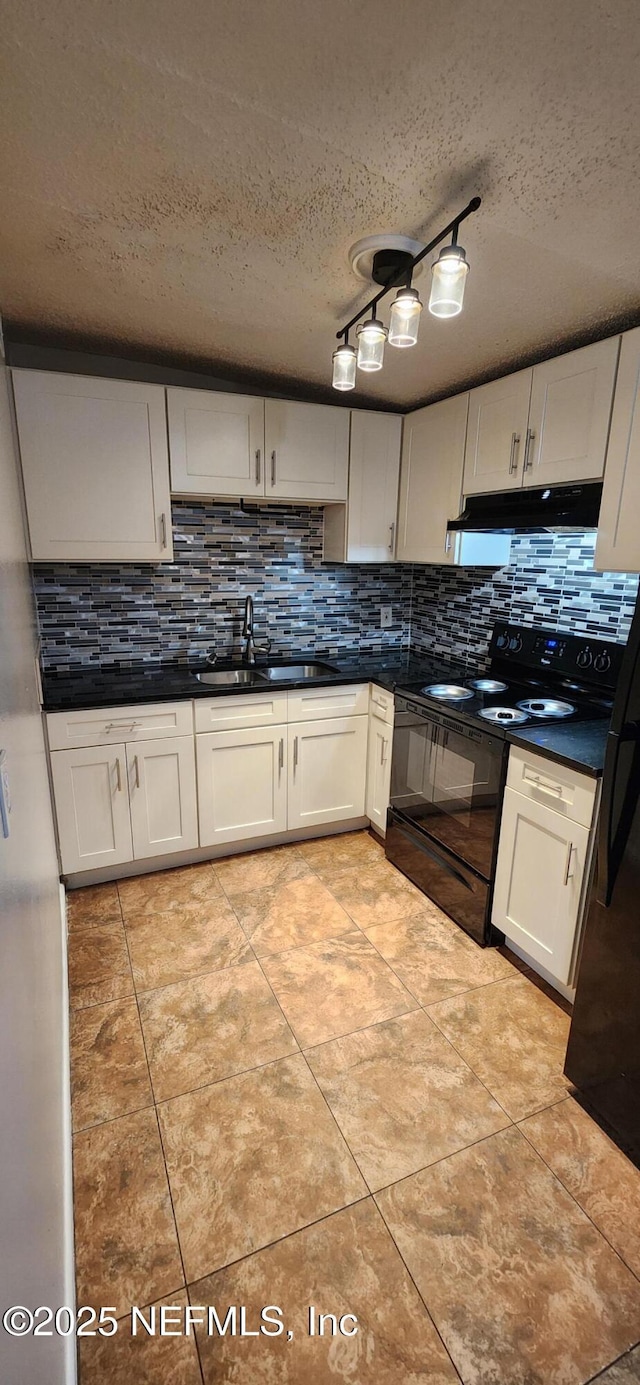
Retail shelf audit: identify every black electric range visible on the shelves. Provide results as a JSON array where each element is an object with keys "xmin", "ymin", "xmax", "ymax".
[{"xmin": 386, "ymin": 623, "xmax": 624, "ymax": 946}]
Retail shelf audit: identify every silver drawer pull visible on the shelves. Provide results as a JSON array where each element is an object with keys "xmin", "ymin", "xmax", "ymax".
[
  {"xmin": 525, "ymin": 770, "xmax": 563, "ymax": 797},
  {"xmin": 105, "ymin": 720, "xmax": 140, "ymax": 734}
]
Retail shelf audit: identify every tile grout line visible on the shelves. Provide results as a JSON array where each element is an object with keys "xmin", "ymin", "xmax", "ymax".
[
  {"xmin": 516, "ymin": 1117, "xmax": 640, "ymax": 1289},
  {"xmin": 117, "ymin": 892, "xmax": 207, "ymax": 1385}
]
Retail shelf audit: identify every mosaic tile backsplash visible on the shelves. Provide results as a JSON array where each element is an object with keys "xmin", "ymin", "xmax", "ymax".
[{"xmin": 33, "ymin": 502, "xmax": 638, "ymax": 672}]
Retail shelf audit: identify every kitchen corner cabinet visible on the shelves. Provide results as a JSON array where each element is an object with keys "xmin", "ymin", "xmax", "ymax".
[
  {"xmin": 265, "ymin": 399, "xmax": 349, "ymax": 502},
  {"xmin": 366, "ymin": 685, "xmax": 394, "ymax": 834},
  {"xmin": 492, "ymin": 746, "xmax": 597, "ymax": 986},
  {"xmin": 395, "ymin": 393, "xmax": 510, "ymax": 566},
  {"xmin": 595, "ymin": 327, "xmax": 640, "ymax": 572},
  {"xmin": 463, "ymin": 339, "xmax": 618, "ymax": 496},
  {"xmin": 323, "ymin": 410, "xmax": 402, "ymax": 562},
  {"xmin": 12, "ymin": 371, "xmax": 173, "ymax": 562},
  {"xmin": 167, "ymin": 388, "xmax": 265, "ymax": 498}
]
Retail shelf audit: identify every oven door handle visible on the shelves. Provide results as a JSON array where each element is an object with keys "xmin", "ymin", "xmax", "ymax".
[{"xmin": 396, "ymin": 820, "xmax": 474, "ymax": 893}]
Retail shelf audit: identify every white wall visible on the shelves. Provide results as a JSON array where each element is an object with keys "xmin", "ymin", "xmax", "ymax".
[{"xmin": 0, "ymin": 357, "xmax": 75, "ymax": 1384}]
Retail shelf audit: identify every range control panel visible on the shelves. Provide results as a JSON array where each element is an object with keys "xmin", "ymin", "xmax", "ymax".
[{"xmin": 488, "ymin": 623, "xmax": 624, "ymax": 690}]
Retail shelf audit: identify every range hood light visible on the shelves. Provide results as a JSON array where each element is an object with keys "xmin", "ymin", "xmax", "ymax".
[
  {"xmin": 331, "ymin": 342, "xmax": 357, "ymax": 391},
  {"xmin": 388, "ymin": 286, "xmax": 422, "ymax": 348},
  {"xmin": 356, "ymin": 316, "xmax": 387, "ymax": 371},
  {"xmin": 429, "ymin": 244, "xmax": 469, "ymax": 318}
]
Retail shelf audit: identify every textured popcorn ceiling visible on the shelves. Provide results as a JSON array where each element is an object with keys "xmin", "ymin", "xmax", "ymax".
[{"xmin": 1, "ymin": 0, "xmax": 640, "ymax": 406}]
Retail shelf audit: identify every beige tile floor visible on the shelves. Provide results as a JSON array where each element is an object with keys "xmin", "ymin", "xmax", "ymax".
[{"xmin": 68, "ymin": 831, "xmax": 640, "ymax": 1384}]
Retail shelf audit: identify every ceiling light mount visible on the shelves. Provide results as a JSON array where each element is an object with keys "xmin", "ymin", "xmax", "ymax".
[
  {"xmin": 349, "ymin": 233, "xmax": 426, "ymax": 283},
  {"xmin": 333, "ymin": 195, "xmax": 481, "ymax": 388}
]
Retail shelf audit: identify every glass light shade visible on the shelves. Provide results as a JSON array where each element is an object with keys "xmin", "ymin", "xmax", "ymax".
[
  {"xmin": 429, "ymin": 245, "xmax": 469, "ymax": 317},
  {"xmin": 332, "ymin": 343, "xmax": 357, "ymax": 391},
  {"xmin": 356, "ymin": 317, "xmax": 387, "ymax": 371},
  {"xmin": 388, "ymin": 287, "xmax": 422, "ymax": 347}
]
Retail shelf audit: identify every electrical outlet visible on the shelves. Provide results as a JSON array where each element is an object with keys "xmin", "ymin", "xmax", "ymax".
[{"xmin": 380, "ymin": 605, "xmax": 393, "ymax": 630}]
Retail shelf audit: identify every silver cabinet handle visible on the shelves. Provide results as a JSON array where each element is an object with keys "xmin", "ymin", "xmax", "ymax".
[
  {"xmin": 105, "ymin": 721, "xmax": 140, "ymax": 734},
  {"xmin": 115, "ymin": 758, "xmax": 122, "ymax": 793},
  {"xmin": 524, "ymin": 428, "xmax": 536, "ymax": 471},
  {"xmin": 255, "ymin": 449, "xmax": 261, "ymax": 485},
  {"xmin": 271, "ymin": 450, "xmax": 276, "ymax": 487},
  {"xmin": 509, "ymin": 432, "xmax": 520, "ymax": 474},
  {"xmin": 160, "ymin": 513, "xmax": 168, "ymax": 549},
  {"xmin": 278, "ymin": 737, "xmax": 284, "ymax": 775},
  {"xmin": 293, "ymin": 735, "xmax": 298, "ymax": 771},
  {"xmin": 380, "ymin": 736, "xmax": 389, "ymax": 766},
  {"xmin": 445, "ymin": 532, "xmax": 452, "ymax": 554},
  {"xmin": 563, "ymin": 842, "xmax": 575, "ymax": 886},
  {"xmin": 388, "ymin": 522, "xmax": 395, "ymax": 554},
  {"xmin": 133, "ymin": 754, "xmax": 140, "ymax": 789}
]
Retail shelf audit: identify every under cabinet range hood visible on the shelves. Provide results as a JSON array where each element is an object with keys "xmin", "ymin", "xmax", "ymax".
[{"xmin": 447, "ymin": 482, "xmax": 603, "ymax": 534}]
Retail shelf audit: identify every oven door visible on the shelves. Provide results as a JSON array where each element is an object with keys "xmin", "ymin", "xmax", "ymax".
[{"xmin": 390, "ymin": 697, "xmax": 506, "ymax": 879}]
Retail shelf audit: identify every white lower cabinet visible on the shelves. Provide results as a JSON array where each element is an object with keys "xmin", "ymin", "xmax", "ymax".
[
  {"xmin": 492, "ymin": 747, "xmax": 597, "ymax": 986},
  {"xmin": 366, "ymin": 716, "xmax": 392, "ymax": 835},
  {"xmin": 197, "ymin": 725, "xmax": 287, "ymax": 847},
  {"xmin": 127, "ymin": 736, "xmax": 198, "ymax": 859},
  {"xmin": 50, "ymin": 743, "xmax": 133, "ymax": 874},
  {"xmin": 287, "ymin": 716, "xmax": 368, "ymax": 830}
]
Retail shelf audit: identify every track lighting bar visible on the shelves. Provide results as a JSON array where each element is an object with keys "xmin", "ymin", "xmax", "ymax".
[{"xmin": 336, "ymin": 196, "xmax": 481, "ymax": 343}]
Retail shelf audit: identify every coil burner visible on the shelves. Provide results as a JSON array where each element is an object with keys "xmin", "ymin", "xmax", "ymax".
[
  {"xmin": 478, "ymin": 706, "xmax": 530, "ymax": 725},
  {"xmin": 422, "ymin": 684, "xmax": 475, "ymax": 701},
  {"xmin": 516, "ymin": 698, "xmax": 575, "ymax": 719},
  {"xmin": 467, "ymin": 679, "xmax": 508, "ymax": 694}
]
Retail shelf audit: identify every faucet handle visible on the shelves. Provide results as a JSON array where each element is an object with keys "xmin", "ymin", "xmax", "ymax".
[
  {"xmin": 253, "ymin": 638, "xmax": 272, "ymax": 658},
  {"xmin": 204, "ymin": 647, "xmax": 217, "ymax": 667}
]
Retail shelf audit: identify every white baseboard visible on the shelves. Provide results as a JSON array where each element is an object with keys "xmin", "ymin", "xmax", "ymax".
[
  {"xmin": 64, "ymin": 817, "xmax": 372, "ymax": 888},
  {"xmin": 59, "ymin": 885, "xmax": 77, "ymax": 1385}
]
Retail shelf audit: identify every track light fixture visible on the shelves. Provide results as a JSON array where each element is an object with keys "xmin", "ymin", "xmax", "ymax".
[{"xmin": 333, "ymin": 196, "xmax": 480, "ymax": 388}]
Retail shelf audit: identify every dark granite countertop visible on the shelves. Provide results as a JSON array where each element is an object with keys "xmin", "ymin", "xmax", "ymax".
[
  {"xmin": 41, "ymin": 649, "xmax": 609, "ymax": 779},
  {"xmin": 506, "ymin": 720, "xmax": 608, "ymax": 779}
]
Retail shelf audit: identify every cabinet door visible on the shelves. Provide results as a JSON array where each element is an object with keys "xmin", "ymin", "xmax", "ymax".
[
  {"xmin": 288, "ymin": 716, "xmax": 367, "ymax": 829},
  {"xmin": 463, "ymin": 369, "xmax": 532, "ymax": 495},
  {"xmin": 366, "ymin": 713, "xmax": 392, "ymax": 835},
  {"xmin": 50, "ymin": 745, "xmax": 133, "ymax": 875},
  {"xmin": 12, "ymin": 371, "xmax": 172, "ymax": 561},
  {"xmin": 396, "ymin": 394, "xmax": 469, "ymax": 562},
  {"xmin": 492, "ymin": 787, "xmax": 589, "ymax": 984},
  {"xmin": 345, "ymin": 411, "xmax": 402, "ymax": 561},
  {"xmin": 196, "ymin": 725, "xmax": 287, "ymax": 847},
  {"xmin": 127, "ymin": 736, "xmax": 198, "ymax": 860},
  {"xmin": 595, "ymin": 327, "xmax": 640, "ymax": 572},
  {"xmin": 525, "ymin": 338, "xmax": 619, "ymax": 487},
  {"xmin": 167, "ymin": 388, "xmax": 265, "ymax": 498},
  {"xmin": 265, "ymin": 399, "xmax": 349, "ymax": 502}
]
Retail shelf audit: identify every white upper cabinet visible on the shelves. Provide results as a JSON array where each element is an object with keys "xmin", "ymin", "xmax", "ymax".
[
  {"xmin": 264, "ymin": 399, "xmax": 349, "ymax": 502},
  {"xmin": 595, "ymin": 327, "xmax": 640, "ymax": 573},
  {"xmin": 12, "ymin": 371, "xmax": 173, "ymax": 562},
  {"xmin": 396, "ymin": 394, "xmax": 470, "ymax": 562},
  {"xmin": 525, "ymin": 338, "xmax": 619, "ymax": 487},
  {"xmin": 167, "ymin": 388, "xmax": 265, "ymax": 498},
  {"xmin": 463, "ymin": 340, "xmax": 619, "ymax": 497},
  {"xmin": 463, "ymin": 369, "xmax": 532, "ymax": 495},
  {"xmin": 323, "ymin": 410, "xmax": 402, "ymax": 562}
]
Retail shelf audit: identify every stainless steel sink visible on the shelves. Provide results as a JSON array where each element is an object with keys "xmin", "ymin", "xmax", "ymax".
[
  {"xmin": 257, "ymin": 662, "xmax": 339, "ymax": 681},
  {"xmin": 194, "ymin": 669, "xmax": 263, "ymax": 686}
]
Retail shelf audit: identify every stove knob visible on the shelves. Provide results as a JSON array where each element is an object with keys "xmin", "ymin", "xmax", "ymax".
[
  {"xmin": 508, "ymin": 635, "xmax": 523, "ymax": 653},
  {"xmin": 576, "ymin": 648, "xmax": 592, "ymax": 669},
  {"xmin": 594, "ymin": 651, "xmax": 611, "ymax": 673},
  {"xmin": 496, "ymin": 632, "xmax": 509, "ymax": 650}
]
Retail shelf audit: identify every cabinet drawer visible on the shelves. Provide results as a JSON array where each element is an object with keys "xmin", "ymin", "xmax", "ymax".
[
  {"xmin": 193, "ymin": 691, "xmax": 288, "ymax": 733},
  {"xmin": 369, "ymin": 683, "xmax": 394, "ymax": 725},
  {"xmin": 287, "ymin": 683, "xmax": 369, "ymax": 723},
  {"xmin": 47, "ymin": 700, "xmax": 194, "ymax": 750},
  {"xmin": 506, "ymin": 745, "xmax": 597, "ymax": 828}
]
